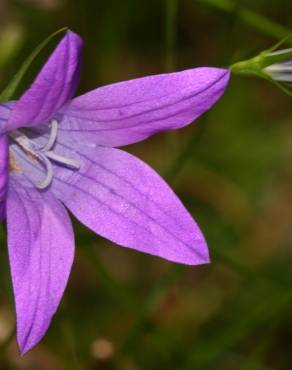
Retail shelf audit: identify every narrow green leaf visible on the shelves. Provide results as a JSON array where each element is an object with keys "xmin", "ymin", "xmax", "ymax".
[{"xmin": 0, "ymin": 27, "xmax": 68, "ymax": 103}]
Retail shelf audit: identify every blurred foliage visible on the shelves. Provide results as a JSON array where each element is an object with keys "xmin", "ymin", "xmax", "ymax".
[{"xmin": 1, "ymin": 0, "xmax": 292, "ymax": 369}]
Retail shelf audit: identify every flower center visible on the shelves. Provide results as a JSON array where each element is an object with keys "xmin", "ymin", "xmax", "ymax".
[{"xmin": 9, "ymin": 120, "xmax": 80, "ymax": 189}]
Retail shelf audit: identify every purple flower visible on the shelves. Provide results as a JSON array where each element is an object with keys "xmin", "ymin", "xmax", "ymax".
[{"xmin": 0, "ymin": 30, "xmax": 230, "ymax": 354}]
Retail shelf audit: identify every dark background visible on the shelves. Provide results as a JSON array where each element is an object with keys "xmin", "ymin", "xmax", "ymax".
[{"xmin": 1, "ymin": 0, "xmax": 292, "ymax": 369}]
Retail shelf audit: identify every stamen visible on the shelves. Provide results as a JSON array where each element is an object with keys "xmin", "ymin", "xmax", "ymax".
[
  {"xmin": 41, "ymin": 119, "xmax": 59, "ymax": 152},
  {"xmin": 10, "ymin": 119, "xmax": 80, "ymax": 189},
  {"xmin": 36, "ymin": 154, "xmax": 54, "ymax": 189},
  {"xmin": 45, "ymin": 151, "xmax": 81, "ymax": 169},
  {"xmin": 10, "ymin": 130, "xmax": 37, "ymax": 157}
]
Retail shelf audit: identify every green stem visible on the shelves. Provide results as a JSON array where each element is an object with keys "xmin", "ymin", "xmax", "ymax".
[
  {"xmin": 196, "ymin": 0, "xmax": 291, "ymax": 39},
  {"xmin": 164, "ymin": 0, "xmax": 178, "ymax": 72}
]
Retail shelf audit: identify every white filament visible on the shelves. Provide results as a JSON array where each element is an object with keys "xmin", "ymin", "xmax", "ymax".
[
  {"xmin": 41, "ymin": 119, "xmax": 59, "ymax": 152},
  {"xmin": 36, "ymin": 154, "xmax": 54, "ymax": 189},
  {"xmin": 10, "ymin": 130, "xmax": 37, "ymax": 157},
  {"xmin": 45, "ymin": 150, "xmax": 81, "ymax": 169}
]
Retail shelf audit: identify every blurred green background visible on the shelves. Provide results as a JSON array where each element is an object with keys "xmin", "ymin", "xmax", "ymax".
[{"xmin": 1, "ymin": 0, "xmax": 292, "ymax": 369}]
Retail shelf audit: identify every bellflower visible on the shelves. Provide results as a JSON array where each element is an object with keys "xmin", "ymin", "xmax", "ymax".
[{"xmin": 0, "ymin": 30, "xmax": 230, "ymax": 354}]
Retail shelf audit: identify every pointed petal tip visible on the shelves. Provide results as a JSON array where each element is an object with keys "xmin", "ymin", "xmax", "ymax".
[
  {"xmin": 65, "ymin": 29, "xmax": 83, "ymax": 48},
  {"xmin": 172, "ymin": 239, "xmax": 210, "ymax": 266},
  {"xmin": 19, "ymin": 339, "xmax": 34, "ymax": 356},
  {"xmin": 166, "ymin": 254, "xmax": 211, "ymax": 266},
  {"xmin": 17, "ymin": 327, "xmax": 41, "ymax": 356},
  {"xmin": 223, "ymin": 68, "xmax": 231, "ymax": 84},
  {"xmin": 19, "ymin": 338, "xmax": 42, "ymax": 356}
]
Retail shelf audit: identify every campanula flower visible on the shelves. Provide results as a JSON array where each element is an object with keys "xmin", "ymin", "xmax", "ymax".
[{"xmin": 0, "ymin": 30, "xmax": 230, "ymax": 354}]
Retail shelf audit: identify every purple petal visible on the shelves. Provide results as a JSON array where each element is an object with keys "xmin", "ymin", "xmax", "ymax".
[
  {"xmin": 0, "ymin": 104, "xmax": 10, "ymax": 220},
  {"xmin": 6, "ymin": 181, "xmax": 74, "ymax": 354},
  {"xmin": 0, "ymin": 101, "xmax": 13, "ymax": 135},
  {"xmin": 59, "ymin": 68, "xmax": 230, "ymax": 147},
  {"xmin": 7, "ymin": 31, "xmax": 83, "ymax": 131},
  {"xmin": 51, "ymin": 142, "xmax": 209, "ymax": 265},
  {"xmin": 0, "ymin": 134, "xmax": 8, "ymax": 221}
]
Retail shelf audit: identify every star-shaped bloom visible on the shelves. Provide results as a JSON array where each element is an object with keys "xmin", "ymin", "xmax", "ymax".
[{"xmin": 0, "ymin": 30, "xmax": 230, "ymax": 354}]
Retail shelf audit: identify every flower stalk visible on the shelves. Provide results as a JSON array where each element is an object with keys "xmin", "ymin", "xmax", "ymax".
[{"xmin": 230, "ymin": 34, "xmax": 292, "ymax": 96}]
